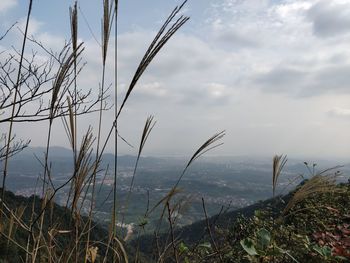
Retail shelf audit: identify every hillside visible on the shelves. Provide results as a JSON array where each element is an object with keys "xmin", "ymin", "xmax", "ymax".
[
  {"xmin": 132, "ymin": 193, "xmax": 292, "ymax": 258},
  {"xmin": 0, "ymin": 188, "xmax": 112, "ymax": 262},
  {"xmin": 133, "ymin": 182, "xmax": 350, "ymax": 262},
  {"xmin": 1, "ymin": 174, "xmax": 349, "ymax": 262}
]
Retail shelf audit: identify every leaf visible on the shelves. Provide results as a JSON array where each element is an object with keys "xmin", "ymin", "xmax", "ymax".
[
  {"xmin": 257, "ymin": 228, "xmax": 271, "ymax": 250},
  {"xmin": 240, "ymin": 238, "xmax": 258, "ymax": 256},
  {"xmin": 335, "ymin": 256, "xmax": 349, "ymax": 261},
  {"xmin": 198, "ymin": 242, "xmax": 211, "ymax": 250},
  {"xmin": 179, "ymin": 242, "xmax": 189, "ymax": 254},
  {"xmin": 87, "ymin": 246, "xmax": 98, "ymax": 263},
  {"xmin": 313, "ymin": 245, "xmax": 323, "ymax": 256},
  {"xmin": 313, "ymin": 245, "xmax": 332, "ymax": 258},
  {"xmin": 114, "ymin": 237, "xmax": 129, "ymax": 263},
  {"xmin": 138, "ymin": 217, "xmax": 148, "ymax": 228},
  {"xmin": 277, "ymin": 247, "xmax": 300, "ymax": 263}
]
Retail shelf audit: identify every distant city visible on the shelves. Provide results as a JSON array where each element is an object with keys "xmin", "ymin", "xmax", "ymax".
[{"xmin": 7, "ymin": 146, "xmax": 349, "ymax": 237}]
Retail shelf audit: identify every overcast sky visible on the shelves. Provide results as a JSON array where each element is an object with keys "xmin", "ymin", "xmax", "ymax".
[{"xmin": 2, "ymin": 0, "xmax": 350, "ymax": 160}]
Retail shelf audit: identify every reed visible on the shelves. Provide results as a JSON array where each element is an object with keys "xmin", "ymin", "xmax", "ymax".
[
  {"xmin": 0, "ymin": 1, "xmax": 206, "ymax": 262},
  {"xmin": 283, "ymin": 171, "xmax": 340, "ymax": 215}
]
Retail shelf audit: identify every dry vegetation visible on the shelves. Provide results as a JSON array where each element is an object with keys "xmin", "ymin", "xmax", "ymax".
[
  {"xmin": 0, "ymin": 0, "xmax": 226, "ymax": 262},
  {"xmin": 0, "ymin": 1, "xmax": 349, "ymax": 263}
]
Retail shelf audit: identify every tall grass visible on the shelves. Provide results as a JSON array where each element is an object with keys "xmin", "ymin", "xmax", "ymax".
[
  {"xmin": 0, "ymin": 0, "xmax": 228, "ymax": 262},
  {"xmin": 1, "ymin": 0, "xmax": 33, "ymax": 206},
  {"xmin": 2, "ymin": 1, "xmax": 340, "ymax": 261}
]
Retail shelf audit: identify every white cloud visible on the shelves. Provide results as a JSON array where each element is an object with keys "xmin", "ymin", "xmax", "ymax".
[
  {"xmin": 0, "ymin": 0, "xmax": 17, "ymax": 13},
  {"xmin": 274, "ymin": 1, "xmax": 312, "ymax": 19},
  {"xmin": 329, "ymin": 107, "xmax": 350, "ymax": 118},
  {"xmin": 206, "ymin": 83, "xmax": 229, "ymax": 99},
  {"xmin": 137, "ymin": 82, "xmax": 168, "ymax": 98},
  {"xmin": 17, "ymin": 17, "xmax": 43, "ymax": 36}
]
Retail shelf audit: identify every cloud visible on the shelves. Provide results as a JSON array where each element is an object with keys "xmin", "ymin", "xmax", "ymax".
[
  {"xmin": 328, "ymin": 107, "xmax": 350, "ymax": 118},
  {"xmin": 0, "ymin": 0, "xmax": 16, "ymax": 13},
  {"xmin": 203, "ymin": 0, "xmax": 350, "ymax": 98},
  {"xmin": 178, "ymin": 83, "xmax": 232, "ymax": 106},
  {"xmin": 207, "ymin": 83, "xmax": 229, "ymax": 99},
  {"xmin": 315, "ymin": 65, "xmax": 350, "ymax": 93},
  {"xmin": 4, "ymin": 0, "xmax": 350, "ymax": 158},
  {"xmin": 134, "ymin": 82, "xmax": 168, "ymax": 98},
  {"xmin": 213, "ymin": 27, "xmax": 261, "ymax": 49},
  {"xmin": 115, "ymin": 30, "xmax": 242, "ymax": 108},
  {"xmin": 256, "ymin": 67, "xmax": 309, "ymax": 95},
  {"xmin": 307, "ymin": 0, "xmax": 350, "ymax": 38},
  {"xmin": 17, "ymin": 17, "xmax": 43, "ymax": 36},
  {"xmin": 255, "ymin": 64, "xmax": 350, "ymax": 97}
]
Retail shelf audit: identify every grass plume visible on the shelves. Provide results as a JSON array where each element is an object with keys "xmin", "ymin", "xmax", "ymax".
[
  {"xmin": 272, "ymin": 155, "xmax": 287, "ymax": 197},
  {"xmin": 116, "ymin": 0, "xmax": 189, "ymax": 119},
  {"xmin": 283, "ymin": 170, "xmax": 341, "ymax": 215}
]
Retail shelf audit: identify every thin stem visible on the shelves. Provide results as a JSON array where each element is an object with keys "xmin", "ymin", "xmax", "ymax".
[
  {"xmin": 42, "ymin": 124, "xmax": 53, "ymax": 196},
  {"xmin": 1, "ymin": 0, "xmax": 33, "ymax": 205},
  {"xmin": 167, "ymin": 202, "xmax": 179, "ymax": 263},
  {"xmin": 113, "ymin": 0, "xmax": 119, "ymax": 245},
  {"xmin": 86, "ymin": 1, "xmax": 114, "ymax": 260},
  {"xmin": 202, "ymin": 198, "xmax": 223, "ymax": 262}
]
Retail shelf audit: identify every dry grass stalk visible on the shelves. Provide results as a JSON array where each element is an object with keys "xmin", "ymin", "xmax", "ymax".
[
  {"xmin": 70, "ymin": 1, "xmax": 78, "ymax": 57},
  {"xmin": 95, "ymin": 0, "xmax": 189, "ymax": 177},
  {"xmin": 116, "ymin": 0, "xmax": 189, "ymax": 119},
  {"xmin": 103, "ymin": 2, "xmax": 189, "ymax": 260},
  {"xmin": 69, "ymin": 0, "xmax": 78, "ymax": 157},
  {"xmin": 86, "ymin": 1, "xmax": 115, "ymax": 261},
  {"xmin": 202, "ymin": 198, "xmax": 223, "ymax": 262},
  {"xmin": 102, "ymin": 0, "xmax": 114, "ymax": 64},
  {"xmin": 0, "ymin": 230, "xmax": 30, "ymax": 254},
  {"xmin": 148, "ymin": 131, "xmax": 225, "ymax": 256},
  {"xmin": 50, "ymin": 42, "xmax": 84, "ymax": 122},
  {"xmin": 120, "ymin": 115, "xmax": 156, "ymax": 231},
  {"xmin": 71, "ymin": 128, "xmax": 94, "ymax": 216},
  {"xmin": 166, "ymin": 202, "xmax": 179, "ymax": 263},
  {"xmin": 174, "ymin": 131, "xmax": 225, "ymax": 192},
  {"xmin": 32, "ymin": 191, "xmax": 50, "ymax": 262},
  {"xmin": 117, "ymin": 114, "xmax": 158, "ymax": 252},
  {"xmin": 44, "ymin": 42, "xmax": 83, "ymax": 195},
  {"xmin": 114, "ymin": 237, "xmax": 129, "ymax": 263},
  {"xmin": 272, "ymin": 155, "xmax": 287, "ymax": 197},
  {"xmin": 0, "ymin": 200, "xmax": 30, "ymax": 232},
  {"xmin": 0, "ymin": 1, "xmax": 196, "ymax": 262},
  {"xmin": 7, "ymin": 206, "xmax": 26, "ymax": 246},
  {"xmin": 283, "ymin": 172, "xmax": 340, "ymax": 215},
  {"xmin": 150, "ymin": 131, "xmax": 225, "ymax": 216},
  {"xmin": 65, "ymin": 96, "xmax": 76, "ymax": 150}
]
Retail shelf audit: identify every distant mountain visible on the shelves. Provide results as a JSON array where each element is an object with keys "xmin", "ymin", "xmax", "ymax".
[
  {"xmin": 7, "ymin": 147, "xmax": 171, "ymax": 177},
  {"xmin": 12, "ymin": 146, "xmax": 170, "ymax": 165},
  {"xmin": 19, "ymin": 146, "xmax": 74, "ymax": 158},
  {"xmin": 10, "ymin": 146, "xmax": 350, "ymax": 173}
]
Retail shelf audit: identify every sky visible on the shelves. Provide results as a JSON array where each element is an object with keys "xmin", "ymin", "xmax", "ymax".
[{"xmin": 2, "ymin": 0, "xmax": 350, "ymax": 160}]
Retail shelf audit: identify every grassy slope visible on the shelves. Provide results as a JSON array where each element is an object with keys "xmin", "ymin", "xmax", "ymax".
[{"xmin": 133, "ymin": 184, "xmax": 350, "ymax": 262}]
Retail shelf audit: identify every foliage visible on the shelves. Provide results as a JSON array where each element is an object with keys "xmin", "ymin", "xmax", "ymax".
[
  {"xmin": 178, "ymin": 183, "xmax": 350, "ymax": 263},
  {"xmin": 1, "ymin": 0, "xmax": 350, "ymax": 262}
]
